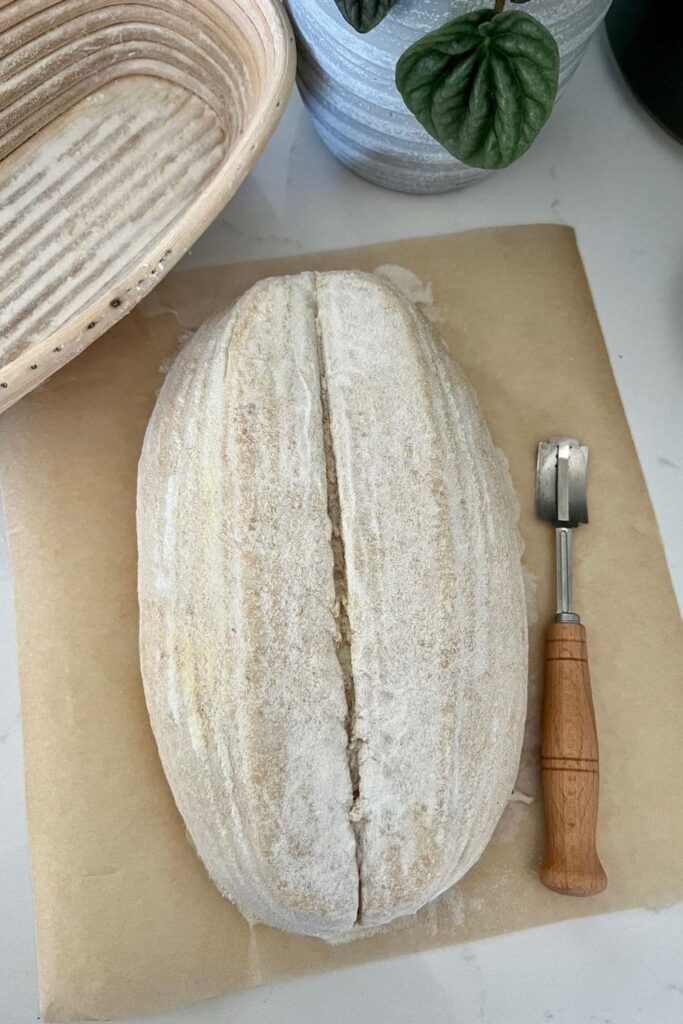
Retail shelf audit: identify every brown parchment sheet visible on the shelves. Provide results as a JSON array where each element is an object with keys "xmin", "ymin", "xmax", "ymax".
[{"xmin": 0, "ymin": 226, "xmax": 681, "ymax": 1022}]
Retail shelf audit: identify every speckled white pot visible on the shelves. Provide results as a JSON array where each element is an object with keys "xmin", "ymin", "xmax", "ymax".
[{"xmin": 288, "ymin": 0, "xmax": 612, "ymax": 193}]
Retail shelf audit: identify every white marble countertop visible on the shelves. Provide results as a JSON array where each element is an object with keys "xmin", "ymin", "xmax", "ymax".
[{"xmin": 1, "ymin": 28, "xmax": 682, "ymax": 1024}]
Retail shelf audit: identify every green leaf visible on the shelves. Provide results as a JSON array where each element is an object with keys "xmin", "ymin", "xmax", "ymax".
[
  {"xmin": 333, "ymin": 0, "xmax": 400, "ymax": 33},
  {"xmin": 395, "ymin": 10, "xmax": 559, "ymax": 169}
]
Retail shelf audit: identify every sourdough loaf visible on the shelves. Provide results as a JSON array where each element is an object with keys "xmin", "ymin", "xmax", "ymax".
[{"xmin": 137, "ymin": 270, "xmax": 527, "ymax": 941}]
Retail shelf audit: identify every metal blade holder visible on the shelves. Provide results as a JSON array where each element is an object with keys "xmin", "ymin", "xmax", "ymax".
[{"xmin": 536, "ymin": 438, "xmax": 588, "ymax": 623}]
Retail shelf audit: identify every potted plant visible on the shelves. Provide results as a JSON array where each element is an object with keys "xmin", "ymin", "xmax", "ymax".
[{"xmin": 287, "ymin": 0, "xmax": 612, "ymax": 192}]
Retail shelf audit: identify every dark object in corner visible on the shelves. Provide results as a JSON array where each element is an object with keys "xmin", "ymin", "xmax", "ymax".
[{"xmin": 606, "ymin": 0, "xmax": 683, "ymax": 143}]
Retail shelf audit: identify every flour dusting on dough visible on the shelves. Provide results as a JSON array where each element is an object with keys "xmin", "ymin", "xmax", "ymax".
[
  {"xmin": 158, "ymin": 332, "xmax": 197, "ymax": 380},
  {"xmin": 329, "ymin": 881, "xmax": 466, "ymax": 944},
  {"xmin": 373, "ymin": 264, "xmax": 445, "ymax": 324},
  {"xmin": 138, "ymin": 269, "xmax": 528, "ymax": 941},
  {"xmin": 373, "ymin": 264, "xmax": 433, "ymax": 305}
]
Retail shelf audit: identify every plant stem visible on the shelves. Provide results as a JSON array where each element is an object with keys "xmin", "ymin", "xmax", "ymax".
[{"xmin": 494, "ymin": 0, "xmax": 505, "ymax": 12}]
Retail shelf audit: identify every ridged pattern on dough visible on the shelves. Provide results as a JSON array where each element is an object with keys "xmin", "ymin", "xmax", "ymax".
[
  {"xmin": 315, "ymin": 274, "xmax": 527, "ymax": 926},
  {"xmin": 138, "ymin": 270, "xmax": 528, "ymax": 940},
  {"xmin": 138, "ymin": 275, "xmax": 359, "ymax": 939}
]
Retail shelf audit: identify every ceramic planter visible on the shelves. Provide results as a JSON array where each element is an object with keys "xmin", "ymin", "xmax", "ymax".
[{"xmin": 288, "ymin": 0, "xmax": 612, "ymax": 193}]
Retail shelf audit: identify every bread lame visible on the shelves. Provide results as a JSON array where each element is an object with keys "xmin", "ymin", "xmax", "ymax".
[{"xmin": 536, "ymin": 437, "xmax": 607, "ymax": 896}]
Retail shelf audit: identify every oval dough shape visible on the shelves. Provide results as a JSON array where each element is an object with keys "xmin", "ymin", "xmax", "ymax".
[{"xmin": 137, "ymin": 270, "xmax": 527, "ymax": 941}]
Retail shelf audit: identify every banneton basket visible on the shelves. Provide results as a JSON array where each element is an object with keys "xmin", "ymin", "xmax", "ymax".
[{"xmin": 0, "ymin": 0, "xmax": 295, "ymax": 413}]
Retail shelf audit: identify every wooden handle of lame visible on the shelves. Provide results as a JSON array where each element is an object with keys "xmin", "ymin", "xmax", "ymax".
[{"xmin": 540, "ymin": 621, "xmax": 607, "ymax": 896}]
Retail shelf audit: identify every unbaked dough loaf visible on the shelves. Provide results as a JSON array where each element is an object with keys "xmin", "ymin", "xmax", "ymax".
[{"xmin": 137, "ymin": 270, "xmax": 527, "ymax": 941}]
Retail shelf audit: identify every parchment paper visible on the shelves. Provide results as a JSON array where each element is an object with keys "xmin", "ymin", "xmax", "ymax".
[{"xmin": 1, "ymin": 226, "xmax": 681, "ymax": 1022}]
